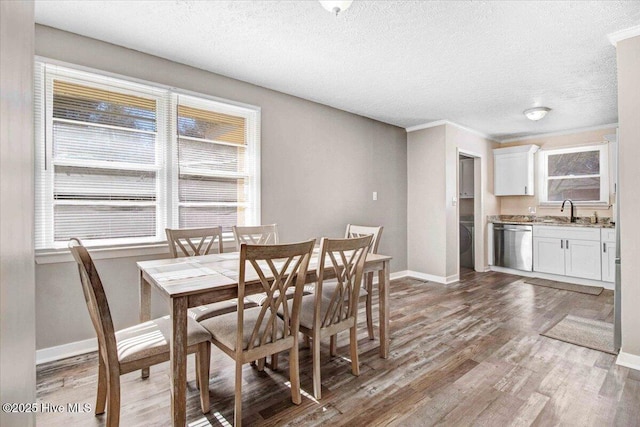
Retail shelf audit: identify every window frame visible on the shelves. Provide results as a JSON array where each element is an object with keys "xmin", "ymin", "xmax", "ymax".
[
  {"xmin": 538, "ymin": 144, "xmax": 609, "ymax": 206},
  {"xmin": 34, "ymin": 61, "xmax": 261, "ymax": 253}
]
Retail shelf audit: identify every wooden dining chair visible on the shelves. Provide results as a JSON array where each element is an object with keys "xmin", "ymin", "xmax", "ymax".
[
  {"xmin": 198, "ymin": 239, "xmax": 315, "ymax": 426},
  {"xmin": 297, "ymin": 235, "xmax": 372, "ymax": 399},
  {"xmin": 232, "ymin": 224, "xmax": 279, "ymax": 249},
  {"xmin": 343, "ymin": 224, "xmax": 383, "ymax": 340},
  {"xmin": 165, "ymin": 227, "xmax": 258, "ymax": 322},
  {"xmin": 68, "ymin": 238, "xmax": 212, "ymax": 427}
]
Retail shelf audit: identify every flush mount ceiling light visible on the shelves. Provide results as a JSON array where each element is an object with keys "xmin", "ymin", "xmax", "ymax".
[
  {"xmin": 523, "ymin": 106, "xmax": 551, "ymax": 121},
  {"xmin": 319, "ymin": 0, "xmax": 353, "ymax": 16}
]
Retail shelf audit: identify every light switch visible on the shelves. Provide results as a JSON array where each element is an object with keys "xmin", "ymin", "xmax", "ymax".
[
  {"xmin": 372, "ymin": 191, "xmax": 378, "ymax": 201},
  {"xmin": 452, "ymin": 197, "xmax": 457, "ymax": 206}
]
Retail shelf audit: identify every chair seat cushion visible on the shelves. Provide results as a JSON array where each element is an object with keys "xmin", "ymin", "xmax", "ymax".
[
  {"xmin": 320, "ymin": 281, "xmax": 368, "ymax": 298},
  {"xmin": 116, "ymin": 316, "xmax": 211, "ymax": 364},
  {"xmin": 279, "ymin": 294, "xmax": 347, "ymax": 330},
  {"xmin": 245, "ymin": 287, "xmax": 298, "ymax": 306},
  {"xmin": 199, "ymin": 306, "xmax": 285, "ymax": 351},
  {"xmin": 188, "ymin": 299, "xmax": 258, "ymax": 322}
]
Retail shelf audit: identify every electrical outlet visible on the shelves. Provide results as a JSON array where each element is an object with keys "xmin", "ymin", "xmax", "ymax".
[
  {"xmin": 528, "ymin": 206, "xmax": 536, "ymax": 214},
  {"xmin": 372, "ymin": 191, "xmax": 377, "ymax": 201}
]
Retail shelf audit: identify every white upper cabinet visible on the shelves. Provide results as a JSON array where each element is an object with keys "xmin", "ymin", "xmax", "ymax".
[
  {"xmin": 493, "ymin": 144, "xmax": 539, "ymax": 196},
  {"xmin": 459, "ymin": 158, "xmax": 474, "ymax": 198}
]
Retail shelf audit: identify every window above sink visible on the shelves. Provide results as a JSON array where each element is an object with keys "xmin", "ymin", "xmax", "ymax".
[{"xmin": 539, "ymin": 144, "xmax": 609, "ymax": 206}]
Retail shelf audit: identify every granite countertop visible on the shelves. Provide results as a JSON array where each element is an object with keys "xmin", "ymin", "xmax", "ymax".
[{"xmin": 488, "ymin": 215, "xmax": 615, "ymax": 229}]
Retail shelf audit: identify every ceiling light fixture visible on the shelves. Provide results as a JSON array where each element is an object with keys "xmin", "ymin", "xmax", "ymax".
[
  {"xmin": 319, "ymin": 0, "xmax": 353, "ymax": 16},
  {"xmin": 523, "ymin": 107, "xmax": 551, "ymax": 121}
]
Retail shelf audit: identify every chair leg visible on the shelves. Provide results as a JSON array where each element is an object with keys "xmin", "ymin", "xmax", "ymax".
[
  {"xmin": 270, "ymin": 352, "xmax": 279, "ymax": 371},
  {"xmin": 234, "ymin": 360, "xmax": 243, "ymax": 427},
  {"xmin": 366, "ymin": 273, "xmax": 374, "ymax": 340},
  {"xmin": 195, "ymin": 351, "xmax": 200, "ymax": 390},
  {"xmin": 350, "ymin": 326, "xmax": 360, "ymax": 376},
  {"xmin": 329, "ymin": 335, "xmax": 337, "ymax": 357},
  {"xmin": 257, "ymin": 357, "xmax": 266, "ymax": 372},
  {"xmin": 106, "ymin": 368, "xmax": 120, "ymax": 427},
  {"xmin": 289, "ymin": 345, "xmax": 301, "ymax": 405},
  {"xmin": 197, "ymin": 342, "xmax": 211, "ymax": 414},
  {"xmin": 312, "ymin": 333, "xmax": 322, "ymax": 400},
  {"xmin": 95, "ymin": 351, "xmax": 107, "ymax": 415},
  {"xmin": 303, "ymin": 334, "xmax": 310, "ymax": 348}
]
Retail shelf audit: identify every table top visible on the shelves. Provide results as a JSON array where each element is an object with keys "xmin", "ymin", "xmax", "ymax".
[{"xmin": 138, "ymin": 250, "xmax": 392, "ymax": 299}]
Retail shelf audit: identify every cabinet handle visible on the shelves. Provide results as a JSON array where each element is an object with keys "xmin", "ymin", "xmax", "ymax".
[
  {"xmin": 561, "ymin": 240, "xmax": 563, "ymax": 249},
  {"xmin": 566, "ymin": 240, "xmax": 569, "ymax": 249},
  {"xmin": 524, "ymin": 186, "xmax": 527, "ymax": 194},
  {"xmin": 603, "ymin": 242, "xmax": 607, "ymax": 253}
]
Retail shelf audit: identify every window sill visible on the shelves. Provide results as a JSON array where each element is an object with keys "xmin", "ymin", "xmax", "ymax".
[
  {"xmin": 35, "ymin": 239, "xmax": 240, "ymax": 265},
  {"xmin": 36, "ymin": 243, "xmax": 171, "ymax": 265},
  {"xmin": 538, "ymin": 202, "xmax": 611, "ymax": 209}
]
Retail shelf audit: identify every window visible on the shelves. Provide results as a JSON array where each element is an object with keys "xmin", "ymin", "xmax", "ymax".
[
  {"xmin": 35, "ymin": 63, "xmax": 260, "ymax": 250},
  {"xmin": 539, "ymin": 145, "xmax": 608, "ymax": 205}
]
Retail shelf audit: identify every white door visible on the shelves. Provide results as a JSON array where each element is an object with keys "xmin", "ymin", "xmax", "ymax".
[
  {"xmin": 494, "ymin": 152, "xmax": 528, "ymax": 196},
  {"xmin": 533, "ymin": 237, "xmax": 565, "ymax": 275},
  {"xmin": 565, "ymin": 239, "xmax": 602, "ymax": 280},
  {"xmin": 601, "ymin": 240, "xmax": 616, "ymax": 282}
]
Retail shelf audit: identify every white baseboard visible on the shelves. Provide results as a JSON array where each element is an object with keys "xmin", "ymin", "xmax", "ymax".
[
  {"xmin": 404, "ymin": 270, "xmax": 458, "ymax": 284},
  {"xmin": 390, "ymin": 270, "xmax": 409, "ymax": 280},
  {"xmin": 488, "ymin": 266, "xmax": 614, "ymax": 290},
  {"xmin": 617, "ymin": 351, "xmax": 640, "ymax": 372},
  {"xmin": 36, "ymin": 337, "xmax": 97, "ymax": 365}
]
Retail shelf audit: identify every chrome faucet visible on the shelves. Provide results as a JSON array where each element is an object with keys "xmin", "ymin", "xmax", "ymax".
[{"xmin": 561, "ymin": 199, "xmax": 576, "ymax": 223}]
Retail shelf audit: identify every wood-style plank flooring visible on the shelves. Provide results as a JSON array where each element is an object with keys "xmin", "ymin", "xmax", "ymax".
[{"xmin": 36, "ymin": 269, "xmax": 640, "ymax": 426}]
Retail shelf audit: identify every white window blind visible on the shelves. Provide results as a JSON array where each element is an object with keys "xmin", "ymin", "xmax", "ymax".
[
  {"xmin": 175, "ymin": 96, "xmax": 258, "ymax": 233},
  {"xmin": 35, "ymin": 63, "xmax": 260, "ymax": 250}
]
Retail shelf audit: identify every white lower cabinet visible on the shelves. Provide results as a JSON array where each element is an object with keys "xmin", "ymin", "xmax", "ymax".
[
  {"xmin": 533, "ymin": 225, "xmax": 603, "ymax": 281},
  {"xmin": 533, "ymin": 237, "xmax": 565, "ymax": 275},
  {"xmin": 564, "ymin": 239, "xmax": 602, "ymax": 280},
  {"xmin": 601, "ymin": 229, "xmax": 616, "ymax": 283}
]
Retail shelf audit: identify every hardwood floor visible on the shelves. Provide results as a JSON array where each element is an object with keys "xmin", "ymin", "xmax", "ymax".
[{"xmin": 36, "ymin": 270, "xmax": 639, "ymax": 426}]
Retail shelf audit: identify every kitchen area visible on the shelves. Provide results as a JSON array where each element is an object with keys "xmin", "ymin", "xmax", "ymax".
[{"xmin": 485, "ymin": 129, "xmax": 619, "ymax": 351}]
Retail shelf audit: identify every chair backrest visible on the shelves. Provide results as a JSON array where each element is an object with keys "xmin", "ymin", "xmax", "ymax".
[
  {"xmin": 68, "ymin": 238, "xmax": 119, "ymax": 369},
  {"xmin": 236, "ymin": 239, "xmax": 315, "ymax": 353},
  {"xmin": 345, "ymin": 224, "xmax": 383, "ymax": 254},
  {"xmin": 315, "ymin": 235, "xmax": 373, "ymax": 329},
  {"xmin": 166, "ymin": 227, "xmax": 224, "ymax": 258},
  {"xmin": 232, "ymin": 224, "xmax": 279, "ymax": 249}
]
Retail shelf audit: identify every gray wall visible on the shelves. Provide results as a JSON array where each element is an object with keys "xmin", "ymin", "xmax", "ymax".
[
  {"xmin": 34, "ymin": 25, "xmax": 407, "ymax": 350},
  {"xmin": 1, "ymin": 1, "xmax": 36, "ymax": 426},
  {"xmin": 407, "ymin": 124, "xmax": 498, "ymax": 282},
  {"xmin": 617, "ymin": 35, "xmax": 640, "ymax": 359},
  {"xmin": 407, "ymin": 126, "xmax": 447, "ymax": 277}
]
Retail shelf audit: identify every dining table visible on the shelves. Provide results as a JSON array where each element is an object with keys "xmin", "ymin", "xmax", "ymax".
[{"xmin": 137, "ymin": 248, "xmax": 392, "ymax": 426}]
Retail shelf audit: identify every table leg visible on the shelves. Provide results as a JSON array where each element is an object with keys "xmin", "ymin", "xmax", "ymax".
[
  {"xmin": 378, "ymin": 260, "xmax": 390, "ymax": 358},
  {"xmin": 139, "ymin": 270, "xmax": 151, "ymax": 379},
  {"xmin": 170, "ymin": 297, "xmax": 188, "ymax": 427}
]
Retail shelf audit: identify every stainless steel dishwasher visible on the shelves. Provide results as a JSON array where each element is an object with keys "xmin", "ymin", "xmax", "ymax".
[{"xmin": 493, "ymin": 224, "xmax": 533, "ymax": 271}]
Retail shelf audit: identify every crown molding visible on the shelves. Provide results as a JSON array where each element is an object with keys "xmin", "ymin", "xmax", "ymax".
[
  {"xmin": 498, "ymin": 123, "xmax": 618, "ymax": 143},
  {"xmin": 608, "ymin": 25, "xmax": 640, "ymax": 47},
  {"xmin": 405, "ymin": 120, "xmax": 498, "ymax": 142}
]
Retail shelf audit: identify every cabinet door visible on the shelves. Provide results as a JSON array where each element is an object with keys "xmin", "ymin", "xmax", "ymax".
[
  {"xmin": 565, "ymin": 239, "xmax": 602, "ymax": 280},
  {"xmin": 601, "ymin": 240, "xmax": 616, "ymax": 282},
  {"xmin": 459, "ymin": 158, "xmax": 474, "ymax": 198},
  {"xmin": 533, "ymin": 237, "xmax": 565, "ymax": 275},
  {"xmin": 494, "ymin": 152, "xmax": 529, "ymax": 196}
]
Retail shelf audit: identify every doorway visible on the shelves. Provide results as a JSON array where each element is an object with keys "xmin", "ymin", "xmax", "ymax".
[{"xmin": 459, "ymin": 154, "xmax": 475, "ymax": 273}]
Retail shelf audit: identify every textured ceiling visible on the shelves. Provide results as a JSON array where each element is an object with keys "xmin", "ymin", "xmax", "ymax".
[{"xmin": 35, "ymin": 1, "xmax": 640, "ymax": 141}]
